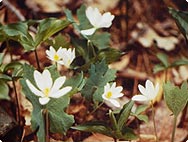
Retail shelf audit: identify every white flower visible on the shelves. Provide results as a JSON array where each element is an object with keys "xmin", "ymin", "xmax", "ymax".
[
  {"xmin": 102, "ymin": 82, "xmax": 124, "ymax": 107},
  {"xmin": 46, "ymin": 46, "xmax": 64, "ymax": 65},
  {"xmin": 26, "ymin": 69, "xmax": 72, "ymax": 105},
  {"xmin": 61, "ymin": 48, "xmax": 75, "ymax": 68},
  {"xmin": 132, "ymin": 80, "xmax": 159, "ymax": 102},
  {"xmin": 80, "ymin": 6, "xmax": 115, "ymax": 35}
]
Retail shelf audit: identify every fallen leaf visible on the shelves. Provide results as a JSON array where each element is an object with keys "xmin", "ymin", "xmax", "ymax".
[{"xmin": 131, "ymin": 23, "xmax": 179, "ymax": 51}]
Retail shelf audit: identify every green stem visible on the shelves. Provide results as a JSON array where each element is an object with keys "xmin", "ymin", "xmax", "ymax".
[
  {"xmin": 43, "ymin": 109, "xmax": 49, "ymax": 142},
  {"xmin": 151, "ymin": 101, "xmax": 158, "ymax": 142},
  {"xmin": 34, "ymin": 49, "xmax": 41, "ymax": 71},
  {"xmin": 171, "ymin": 116, "xmax": 177, "ymax": 142},
  {"xmin": 87, "ymin": 40, "xmax": 96, "ymax": 57},
  {"xmin": 12, "ymin": 79, "xmax": 21, "ymax": 125}
]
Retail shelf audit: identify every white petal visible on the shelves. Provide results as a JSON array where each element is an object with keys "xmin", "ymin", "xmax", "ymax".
[
  {"xmin": 81, "ymin": 28, "xmax": 96, "ymax": 36},
  {"xmin": 132, "ymin": 95, "xmax": 149, "ymax": 101},
  {"xmin": 109, "ymin": 99, "xmax": 120, "ymax": 107},
  {"xmin": 56, "ymin": 47, "xmax": 63, "ymax": 57},
  {"xmin": 42, "ymin": 70, "xmax": 53, "ymax": 88},
  {"xmin": 111, "ymin": 82, "xmax": 116, "ymax": 89},
  {"xmin": 86, "ymin": 7, "xmax": 101, "ymax": 27},
  {"xmin": 34, "ymin": 70, "xmax": 45, "ymax": 91},
  {"xmin": 39, "ymin": 97, "xmax": 50, "ymax": 105},
  {"xmin": 50, "ymin": 86, "xmax": 72, "ymax": 98},
  {"xmin": 146, "ymin": 80, "xmax": 155, "ymax": 93},
  {"xmin": 99, "ymin": 12, "xmax": 114, "ymax": 28},
  {"xmin": 26, "ymin": 80, "xmax": 44, "ymax": 97},
  {"xmin": 111, "ymin": 93, "xmax": 124, "ymax": 98},
  {"xmin": 51, "ymin": 76, "xmax": 66, "ymax": 92},
  {"xmin": 57, "ymin": 60, "xmax": 65, "ymax": 65},
  {"xmin": 138, "ymin": 84, "xmax": 147, "ymax": 96}
]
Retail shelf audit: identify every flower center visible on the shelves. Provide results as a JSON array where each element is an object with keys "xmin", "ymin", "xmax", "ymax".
[
  {"xmin": 106, "ymin": 91, "xmax": 112, "ymax": 99},
  {"xmin": 54, "ymin": 54, "xmax": 59, "ymax": 61},
  {"xmin": 43, "ymin": 88, "xmax": 50, "ymax": 97}
]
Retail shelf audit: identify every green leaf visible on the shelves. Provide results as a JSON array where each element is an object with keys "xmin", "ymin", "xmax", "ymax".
[
  {"xmin": 153, "ymin": 64, "xmax": 166, "ymax": 73},
  {"xmin": 0, "ymin": 74, "xmax": 12, "ymax": 81},
  {"xmin": 77, "ymin": 5, "xmax": 92, "ymax": 30},
  {"xmin": 81, "ymin": 60, "xmax": 116, "ymax": 101},
  {"xmin": 0, "ymin": 53, "xmax": 4, "ymax": 64},
  {"xmin": 98, "ymin": 48, "xmax": 122, "ymax": 63},
  {"xmin": 163, "ymin": 81, "xmax": 188, "ymax": 117},
  {"xmin": 47, "ymin": 96, "xmax": 74, "ymax": 133},
  {"xmin": 46, "ymin": 34, "xmax": 70, "ymax": 50},
  {"xmin": 3, "ymin": 61, "xmax": 23, "ymax": 73},
  {"xmin": 168, "ymin": 8, "xmax": 188, "ymax": 42},
  {"xmin": 109, "ymin": 110, "xmax": 118, "ymax": 131},
  {"xmin": 136, "ymin": 114, "xmax": 149, "ymax": 123},
  {"xmin": 0, "ymin": 80, "xmax": 10, "ymax": 100},
  {"xmin": 135, "ymin": 105, "xmax": 148, "ymax": 115},
  {"xmin": 71, "ymin": 121, "xmax": 113, "ymax": 137},
  {"xmin": 21, "ymin": 64, "xmax": 74, "ymax": 142},
  {"xmin": 121, "ymin": 126, "xmax": 138, "ymax": 140},
  {"xmin": 117, "ymin": 101, "xmax": 134, "ymax": 131},
  {"xmin": 156, "ymin": 53, "xmax": 169, "ymax": 68},
  {"xmin": 171, "ymin": 58, "xmax": 188, "ymax": 67},
  {"xmin": 89, "ymin": 32, "xmax": 111, "ymax": 50},
  {"xmin": 1, "ymin": 22, "xmax": 35, "ymax": 51},
  {"xmin": 64, "ymin": 9, "xmax": 80, "ymax": 31},
  {"xmin": 63, "ymin": 72, "xmax": 85, "ymax": 95},
  {"xmin": 35, "ymin": 18, "xmax": 70, "ymax": 47}
]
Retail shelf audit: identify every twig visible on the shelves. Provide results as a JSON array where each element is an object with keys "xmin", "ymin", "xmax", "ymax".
[
  {"xmin": 118, "ymin": 68, "xmax": 153, "ymax": 81},
  {"xmin": 2, "ymin": 0, "xmax": 25, "ymax": 21},
  {"xmin": 2, "ymin": 0, "xmax": 37, "ymax": 33},
  {"xmin": 12, "ymin": 79, "xmax": 21, "ymax": 125}
]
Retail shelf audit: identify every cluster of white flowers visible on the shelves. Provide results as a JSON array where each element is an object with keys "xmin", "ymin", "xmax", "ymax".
[
  {"xmin": 46, "ymin": 46, "xmax": 75, "ymax": 68},
  {"xmin": 81, "ymin": 6, "xmax": 115, "ymax": 36},
  {"xmin": 102, "ymin": 79, "xmax": 159, "ymax": 108}
]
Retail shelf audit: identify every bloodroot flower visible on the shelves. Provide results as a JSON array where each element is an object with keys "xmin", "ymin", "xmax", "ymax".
[
  {"xmin": 46, "ymin": 46, "xmax": 64, "ymax": 65},
  {"xmin": 81, "ymin": 6, "xmax": 115, "ymax": 36},
  {"xmin": 61, "ymin": 48, "xmax": 75, "ymax": 68},
  {"xmin": 102, "ymin": 82, "xmax": 124, "ymax": 107},
  {"xmin": 26, "ymin": 69, "xmax": 72, "ymax": 105},
  {"xmin": 132, "ymin": 80, "xmax": 159, "ymax": 102}
]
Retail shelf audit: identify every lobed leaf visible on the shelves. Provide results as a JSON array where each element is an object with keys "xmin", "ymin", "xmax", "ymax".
[
  {"xmin": 81, "ymin": 60, "xmax": 116, "ymax": 101},
  {"xmin": 163, "ymin": 81, "xmax": 188, "ymax": 117}
]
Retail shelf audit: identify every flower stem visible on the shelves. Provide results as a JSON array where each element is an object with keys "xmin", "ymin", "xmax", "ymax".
[
  {"xmin": 151, "ymin": 101, "xmax": 158, "ymax": 142},
  {"xmin": 34, "ymin": 49, "xmax": 41, "ymax": 71},
  {"xmin": 43, "ymin": 109, "xmax": 49, "ymax": 142},
  {"xmin": 12, "ymin": 79, "xmax": 21, "ymax": 125},
  {"xmin": 171, "ymin": 116, "xmax": 177, "ymax": 142}
]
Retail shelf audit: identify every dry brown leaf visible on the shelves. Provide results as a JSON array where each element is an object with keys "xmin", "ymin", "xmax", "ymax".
[
  {"xmin": 85, "ymin": 0, "xmax": 119, "ymax": 11},
  {"xmin": 131, "ymin": 23, "xmax": 179, "ymax": 51},
  {"xmin": 172, "ymin": 65, "xmax": 188, "ymax": 85},
  {"xmin": 25, "ymin": 0, "xmax": 69, "ymax": 13},
  {"xmin": 83, "ymin": 133, "xmax": 114, "ymax": 142},
  {"xmin": 109, "ymin": 54, "xmax": 130, "ymax": 71}
]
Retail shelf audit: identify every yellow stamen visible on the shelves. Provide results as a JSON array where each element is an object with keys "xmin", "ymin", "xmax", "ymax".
[
  {"xmin": 54, "ymin": 54, "xmax": 59, "ymax": 61},
  {"xmin": 43, "ymin": 88, "xmax": 50, "ymax": 97},
  {"xmin": 106, "ymin": 91, "xmax": 112, "ymax": 99}
]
